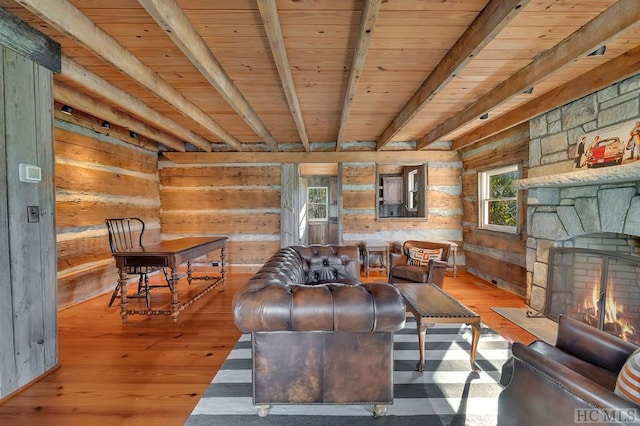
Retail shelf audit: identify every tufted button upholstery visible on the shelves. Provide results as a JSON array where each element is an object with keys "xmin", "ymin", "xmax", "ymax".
[{"xmin": 233, "ymin": 245, "xmax": 406, "ymax": 333}]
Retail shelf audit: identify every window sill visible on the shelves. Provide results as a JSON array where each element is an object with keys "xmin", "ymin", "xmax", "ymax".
[
  {"xmin": 377, "ymin": 217, "xmax": 428, "ymax": 222},
  {"xmin": 476, "ymin": 227, "xmax": 523, "ymax": 240}
]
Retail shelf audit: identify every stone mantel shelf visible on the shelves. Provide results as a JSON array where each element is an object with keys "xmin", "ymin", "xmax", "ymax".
[{"xmin": 516, "ymin": 162, "xmax": 640, "ymax": 190}]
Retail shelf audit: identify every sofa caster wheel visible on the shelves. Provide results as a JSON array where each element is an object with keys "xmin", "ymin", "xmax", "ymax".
[
  {"xmin": 256, "ymin": 405, "xmax": 270, "ymax": 417},
  {"xmin": 373, "ymin": 404, "xmax": 388, "ymax": 418}
]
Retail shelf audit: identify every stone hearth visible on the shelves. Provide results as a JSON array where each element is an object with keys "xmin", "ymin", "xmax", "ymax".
[{"xmin": 517, "ymin": 163, "xmax": 640, "ymax": 312}]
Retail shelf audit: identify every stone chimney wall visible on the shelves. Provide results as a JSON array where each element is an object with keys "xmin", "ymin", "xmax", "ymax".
[{"xmin": 519, "ymin": 73, "xmax": 640, "ymax": 311}]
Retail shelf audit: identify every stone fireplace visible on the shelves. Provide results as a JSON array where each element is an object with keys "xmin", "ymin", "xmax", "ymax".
[
  {"xmin": 516, "ymin": 72, "xmax": 640, "ymax": 337},
  {"xmin": 517, "ymin": 164, "xmax": 640, "ymax": 327},
  {"xmin": 546, "ymin": 234, "xmax": 640, "ymax": 344}
]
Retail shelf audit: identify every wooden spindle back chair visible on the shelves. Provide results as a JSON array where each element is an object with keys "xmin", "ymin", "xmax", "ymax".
[{"xmin": 105, "ymin": 218, "xmax": 171, "ymax": 308}]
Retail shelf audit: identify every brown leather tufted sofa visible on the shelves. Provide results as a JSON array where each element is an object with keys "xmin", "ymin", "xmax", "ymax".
[
  {"xmin": 498, "ymin": 315, "xmax": 639, "ymax": 426},
  {"xmin": 233, "ymin": 245, "xmax": 406, "ymax": 417}
]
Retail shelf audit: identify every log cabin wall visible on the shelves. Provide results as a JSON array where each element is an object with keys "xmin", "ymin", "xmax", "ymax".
[
  {"xmin": 341, "ymin": 154, "xmax": 463, "ymax": 261},
  {"xmin": 54, "ymin": 107, "xmax": 161, "ymax": 308},
  {"xmin": 158, "ymin": 161, "xmax": 281, "ymax": 270},
  {"xmin": 460, "ymin": 123, "xmax": 530, "ymax": 296}
]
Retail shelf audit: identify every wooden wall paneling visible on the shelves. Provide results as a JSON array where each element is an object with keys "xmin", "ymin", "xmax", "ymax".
[
  {"xmin": 161, "ymin": 188, "xmax": 280, "ymax": 210},
  {"xmin": 57, "ymin": 264, "xmax": 117, "ymax": 309},
  {"xmin": 159, "ymin": 165, "xmax": 281, "ymax": 187},
  {"xmin": 335, "ymin": 165, "xmax": 343, "ymax": 245},
  {"xmin": 56, "ymin": 162, "xmax": 159, "ymax": 198},
  {"xmin": 56, "ymin": 234, "xmax": 112, "ymax": 270},
  {"xmin": 55, "ymin": 128, "xmax": 157, "ymax": 174},
  {"xmin": 54, "ymin": 121, "xmax": 161, "ymax": 306},
  {"xmin": 0, "ymin": 46, "xmax": 16, "ymax": 399},
  {"xmin": 342, "ymin": 189, "xmax": 375, "ymax": 210},
  {"xmin": 462, "ymin": 200, "xmax": 478, "ymax": 224},
  {"xmin": 160, "ymin": 211, "xmax": 280, "ymax": 235},
  {"xmin": 160, "ymin": 162, "xmax": 284, "ymax": 265},
  {"xmin": 56, "ymin": 202, "xmax": 158, "ymax": 229},
  {"xmin": 464, "ymin": 227, "xmax": 526, "ymax": 255},
  {"xmin": 465, "ymin": 250, "xmax": 527, "ymax": 295},
  {"xmin": 341, "ymin": 163, "xmax": 375, "ymax": 185},
  {"xmin": 428, "ymin": 190, "xmax": 463, "ymax": 210},
  {"xmin": 34, "ymin": 63, "xmax": 57, "ymax": 372},
  {"xmin": 428, "ymin": 165, "xmax": 461, "ymax": 186},
  {"xmin": 223, "ymin": 240, "xmax": 280, "ymax": 264},
  {"xmin": 281, "ymin": 163, "xmax": 297, "ymax": 247},
  {"xmin": 4, "ymin": 49, "xmax": 50, "ymax": 390}
]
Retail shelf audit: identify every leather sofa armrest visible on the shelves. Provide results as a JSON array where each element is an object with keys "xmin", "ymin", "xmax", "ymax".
[
  {"xmin": 509, "ymin": 342, "xmax": 637, "ymax": 412},
  {"xmin": 555, "ymin": 315, "xmax": 638, "ymax": 373}
]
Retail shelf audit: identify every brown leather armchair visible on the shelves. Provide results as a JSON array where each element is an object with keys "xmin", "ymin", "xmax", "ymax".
[
  {"xmin": 233, "ymin": 245, "xmax": 406, "ymax": 417},
  {"xmin": 498, "ymin": 315, "xmax": 639, "ymax": 426},
  {"xmin": 388, "ymin": 240, "xmax": 451, "ymax": 287}
]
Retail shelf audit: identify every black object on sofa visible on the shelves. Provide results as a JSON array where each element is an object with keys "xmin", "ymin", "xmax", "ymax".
[
  {"xmin": 233, "ymin": 245, "xmax": 406, "ymax": 417},
  {"xmin": 498, "ymin": 315, "xmax": 639, "ymax": 426}
]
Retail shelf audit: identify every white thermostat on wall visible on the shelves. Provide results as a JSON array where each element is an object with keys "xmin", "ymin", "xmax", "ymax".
[{"xmin": 19, "ymin": 163, "xmax": 42, "ymax": 183}]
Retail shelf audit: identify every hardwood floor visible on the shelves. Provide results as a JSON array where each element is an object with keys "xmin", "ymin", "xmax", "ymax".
[{"xmin": 0, "ymin": 270, "xmax": 537, "ymax": 425}]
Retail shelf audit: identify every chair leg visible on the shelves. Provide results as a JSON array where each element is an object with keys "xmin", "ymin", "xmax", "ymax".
[
  {"xmin": 136, "ymin": 274, "xmax": 144, "ymax": 294},
  {"xmin": 143, "ymin": 274, "xmax": 151, "ymax": 308},
  {"xmin": 162, "ymin": 268, "xmax": 173, "ymax": 291},
  {"xmin": 108, "ymin": 282, "xmax": 120, "ymax": 307}
]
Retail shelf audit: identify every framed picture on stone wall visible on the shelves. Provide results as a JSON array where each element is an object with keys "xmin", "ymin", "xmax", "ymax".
[{"xmin": 573, "ymin": 118, "xmax": 640, "ymax": 170}]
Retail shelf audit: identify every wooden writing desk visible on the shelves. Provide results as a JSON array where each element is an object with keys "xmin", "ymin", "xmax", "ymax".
[{"xmin": 112, "ymin": 236, "xmax": 227, "ymax": 324}]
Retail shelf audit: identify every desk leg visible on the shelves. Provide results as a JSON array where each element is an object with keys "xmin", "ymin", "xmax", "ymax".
[
  {"xmin": 469, "ymin": 322, "xmax": 481, "ymax": 372},
  {"xmin": 170, "ymin": 267, "xmax": 180, "ymax": 324},
  {"xmin": 220, "ymin": 247, "xmax": 226, "ymax": 280},
  {"xmin": 187, "ymin": 260, "xmax": 193, "ymax": 285},
  {"xmin": 119, "ymin": 268, "xmax": 128, "ymax": 324},
  {"xmin": 415, "ymin": 316, "xmax": 428, "ymax": 372}
]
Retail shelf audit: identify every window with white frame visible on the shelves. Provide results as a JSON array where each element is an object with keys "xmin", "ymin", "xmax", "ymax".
[
  {"xmin": 478, "ymin": 165, "xmax": 519, "ymax": 233},
  {"xmin": 407, "ymin": 169, "xmax": 418, "ymax": 209},
  {"xmin": 307, "ymin": 187, "xmax": 328, "ymax": 222}
]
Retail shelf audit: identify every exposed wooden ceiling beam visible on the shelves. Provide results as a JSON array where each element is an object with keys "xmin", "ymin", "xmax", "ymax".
[
  {"xmin": 376, "ymin": 0, "xmax": 528, "ymax": 150},
  {"xmin": 417, "ymin": 0, "xmax": 640, "ymax": 150},
  {"xmin": 336, "ymin": 0, "xmax": 381, "ymax": 151},
  {"xmin": 452, "ymin": 44, "xmax": 640, "ymax": 151},
  {"xmin": 0, "ymin": 7, "xmax": 60, "ymax": 73},
  {"xmin": 163, "ymin": 150, "xmax": 457, "ymax": 165},
  {"xmin": 257, "ymin": 0, "xmax": 309, "ymax": 152},
  {"xmin": 61, "ymin": 56, "xmax": 211, "ymax": 152},
  {"xmin": 54, "ymin": 83, "xmax": 186, "ymax": 152},
  {"xmin": 139, "ymin": 0, "xmax": 278, "ymax": 151},
  {"xmin": 15, "ymin": 0, "xmax": 241, "ymax": 151}
]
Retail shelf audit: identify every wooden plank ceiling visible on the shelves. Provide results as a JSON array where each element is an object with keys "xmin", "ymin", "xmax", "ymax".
[{"xmin": 2, "ymin": 0, "xmax": 639, "ymax": 154}]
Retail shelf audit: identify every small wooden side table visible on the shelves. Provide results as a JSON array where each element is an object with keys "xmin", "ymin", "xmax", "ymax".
[{"xmin": 359, "ymin": 240, "xmax": 389, "ymax": 277}]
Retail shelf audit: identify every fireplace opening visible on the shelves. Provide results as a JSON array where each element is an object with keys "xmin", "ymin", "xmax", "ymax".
[{"xmin": 545, "ymin": 233, "xmax": 640, "ymax": 345}]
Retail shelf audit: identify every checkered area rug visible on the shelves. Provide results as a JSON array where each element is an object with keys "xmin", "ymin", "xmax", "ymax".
[{"xmin": 186, "ymin": 318, "xmax": 511, "ymax": 425}]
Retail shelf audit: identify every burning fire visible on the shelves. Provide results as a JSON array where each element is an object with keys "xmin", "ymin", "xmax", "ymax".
[{"xmin": 580, "ymin": 280, "xmax": 636, "ymax": 342}]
